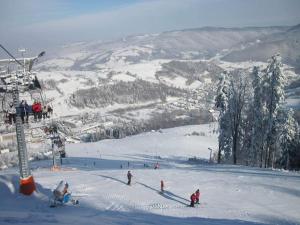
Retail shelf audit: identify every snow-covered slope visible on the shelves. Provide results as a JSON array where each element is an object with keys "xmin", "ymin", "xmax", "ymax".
[{"xmin": 1, "ymin": 124, "xmax": 300, "ymax": 225}]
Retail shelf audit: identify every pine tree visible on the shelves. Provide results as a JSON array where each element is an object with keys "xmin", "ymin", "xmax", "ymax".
[
  {"xmin": 263, "ymin": 54, "xmax": 286, "ymax": 168},
  {"xmin": 227, "ymin": 72, "xmax": 247, "ymax": 164},
  {"xmin": 251, "ymin": 66, "xmax": 268, "ymax": 167},
  {"xmin": 215, "ymin": 71, "xmax": 231, "ymax": 163},
  {"xmin": 277, "ymin": 108, "xmax": 299, "ymax": 169}
]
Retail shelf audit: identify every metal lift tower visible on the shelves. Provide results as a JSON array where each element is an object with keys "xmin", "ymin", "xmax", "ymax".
[{"xmin": 0, "ymin": 45, "xmax": 45, "ymax": 195}]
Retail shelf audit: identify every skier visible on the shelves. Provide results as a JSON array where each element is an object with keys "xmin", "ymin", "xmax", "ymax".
[
  {"xmin": 195, "ymin": 189, "xmax": 200, "ymax": 204},
  {"xmin": 160, "ymin": 180, "xmax": 164, "ymax": 192},
  {"xmin": 127, "ymin": 171, "xmax": 132, "ymax": 185},
  {"xmin": 190, "ymin": 192, "xmax": 196, "ymax": 207}
]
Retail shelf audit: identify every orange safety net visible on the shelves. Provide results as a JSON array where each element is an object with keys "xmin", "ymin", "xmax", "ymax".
[{"xmin": 20, "ymin": 175, "xmax": 36, "ymax": 195}]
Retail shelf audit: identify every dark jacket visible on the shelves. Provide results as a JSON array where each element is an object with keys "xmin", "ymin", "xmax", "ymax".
[
  {"xmin": 19, "ymin": 102, "xmax": 31, "ymax": 114},
  {"xmin": 127, "ymin": 172, "xmax": 132, "ymax": 179}
]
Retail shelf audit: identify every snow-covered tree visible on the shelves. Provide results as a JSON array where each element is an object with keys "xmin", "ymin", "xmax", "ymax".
[
  {"xmin": 215, "ymin": 70, "xmax": 248, "ymax": 164},
  {"xmin": 250, "ymin": 66, "xmax": 268, "ymax": 167},
  {"xmin": 277, "ymin": 108, "xmax": 299, "ymax": 169},
  {"xmin": 227, "ymin": 72, "xmax": 247, "ymax": 164},
  {"xmin": 263, "ymin": 54, "xmax": 286, "ymax": 168},
  {"xmin": 215, "ymin": 71, "xmax": 231, "ymax": 163},
  {"xmin": 215, "ymin": 54, "xmax": 299, "ymax": 169}
]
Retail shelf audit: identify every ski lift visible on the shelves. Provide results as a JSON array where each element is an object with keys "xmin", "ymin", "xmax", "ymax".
[
  {"xmin": 0, "ymin": 48, "xmax": 45, "ymax": 94},
  {"xmin": 0, "ymin": 45, "xmax": 45, "ymax": 195},
  {"xmin": 0, "ymin": 49, "xmax": 49, "ymax": 125}
]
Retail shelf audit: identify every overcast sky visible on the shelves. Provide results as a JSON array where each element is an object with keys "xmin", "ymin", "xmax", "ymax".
[{"xmin": 1, "ymin": 0, "xmax": 300, "ymax": 55}]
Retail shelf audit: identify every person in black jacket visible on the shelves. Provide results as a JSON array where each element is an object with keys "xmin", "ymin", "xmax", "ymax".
[
  {"xmin": 127, "ymin": 171, "xmax": 133, "ymax": 185},
  {"xmin": 19, "ymin": 100, "xmax": 30, "ymax": 123}
]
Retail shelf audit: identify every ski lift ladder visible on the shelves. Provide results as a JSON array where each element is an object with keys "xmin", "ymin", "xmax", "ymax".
[{"xmin": 11, "ymin": 75, "xmax": 36, "ymax": 194}]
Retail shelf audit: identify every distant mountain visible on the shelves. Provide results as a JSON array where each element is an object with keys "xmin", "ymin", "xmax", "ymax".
[
  {"xmin": 222, "ymin": 24, "xmax": 300, "ymax": 72},
  {"xmin": 39, "ymin": 26, "xmax": 288, "ymax": 71},
  {"xmin": 28, "ymin": 25, "xmax": 300, "ymax": 131}
]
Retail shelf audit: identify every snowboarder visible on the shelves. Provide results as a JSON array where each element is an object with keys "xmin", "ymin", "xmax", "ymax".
[
  {"xmin": 127, "ymin": 171, "xmax": 132, "ymax": 185},
  {"xmin": 190, "ymin": 192, "xmax": 196, "ymax": 207},
  {"xmin": 195, "ymin": 189, "xmax": 200, "ymax": 204},
  {"xmin": 51, "ymin": 180, "xmax": 78, "ymax": 207},
  {"xmin": 160, "ymin": 180, "xmax": 164, "ymax": 192}
]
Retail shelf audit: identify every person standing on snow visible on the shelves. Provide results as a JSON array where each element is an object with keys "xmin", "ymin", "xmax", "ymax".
[
  {"xmin": 195, "ymin": 189, "xmax": 200, "ymax": 204},
  {"xmin": 127, "ymin": 171, "xmax": 133, "ymax": 185},
  {"xmin": 160, "ymin": 180, "xmax": 164, "ymax": 192},
  {"xmin": 190, "ymin": 192, "xmax": 196, "ymax": 207}
]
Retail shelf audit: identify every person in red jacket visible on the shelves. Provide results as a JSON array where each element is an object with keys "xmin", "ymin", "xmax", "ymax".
[
  {"xmin": 195, "ymin": 189, "xmax": 200, "ymax": 204},
  {"xmin": 32, "ymin": 101, "xmax": 42, "ymax": 122},
  {"xmin": 190, "ymin": 192, "xmax": 196, "ymax": 207}
]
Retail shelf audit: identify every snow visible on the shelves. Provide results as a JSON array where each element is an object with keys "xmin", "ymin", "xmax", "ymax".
[
  {"xmin": 1, "ymin": 123, "xmax": 300, "ymax": 225},
  {"xmin": 64, "ymin": 52, "xmax": 91, "ymax": 61},
  {"xmin": 38, "ymin": 58, "xmax": 74, "ymax": 68},
  {"xmin": 218, "ymin": 60, "xmax": 268, "ymax": 71},
  {"xmin": 161, "ymin": 76, "xmax": 189, "ymax": 89},
  {"xmin": 113, "ymin": 46, "xmax": 152, "ymax": 57},
  {"xmin": 111, "ymin": 73, "xmax": 136, "ymax": 82},
  {"xmin": 102, "ymin": 59, "xmax": 168, "ymax": 84}
]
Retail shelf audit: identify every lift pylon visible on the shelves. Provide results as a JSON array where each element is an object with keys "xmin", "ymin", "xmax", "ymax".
[{"xmin": 0, "ymin": 45, "xmax": 45, "ymax": 195}]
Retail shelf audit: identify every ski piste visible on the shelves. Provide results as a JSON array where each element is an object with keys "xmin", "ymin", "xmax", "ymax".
[{"xmin": 1, "ymin": 124, "xmax": 300, "ymax": 224}]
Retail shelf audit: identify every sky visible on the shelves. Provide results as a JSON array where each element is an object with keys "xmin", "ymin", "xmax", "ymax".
[{"xmin": 1, "ymin": 0, "xmax": 300, "ymax": 55}]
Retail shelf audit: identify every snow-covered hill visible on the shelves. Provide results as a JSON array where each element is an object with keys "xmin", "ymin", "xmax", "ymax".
[
  {"xmin": 1, "ymin": 26, "xmax": 300, "ymax": 163},
  {"xmin": 222, "ymin": 24, "xmax": 300, "ymax": 72},
  {"xmin": 30, "ymin": 25, "xmax": 299, "ymax": 120},
  {"xmin": 1, "ymin": 124, "xmax": 300, "ymax": 225}
]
